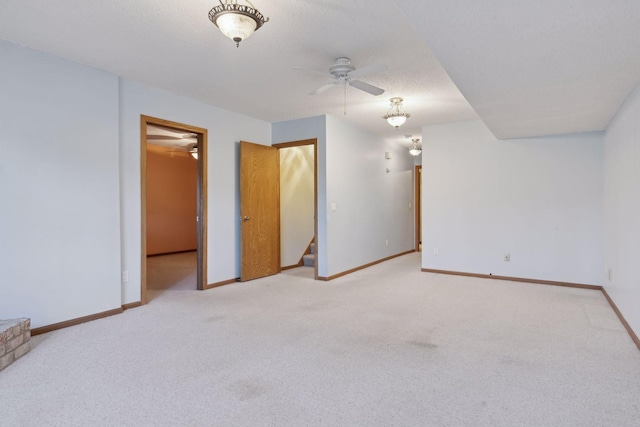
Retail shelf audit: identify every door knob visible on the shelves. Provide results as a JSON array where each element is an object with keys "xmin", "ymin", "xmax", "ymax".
[{"xmin": 242, "ymin": 216, "xmax": 250, "ymax": 221}]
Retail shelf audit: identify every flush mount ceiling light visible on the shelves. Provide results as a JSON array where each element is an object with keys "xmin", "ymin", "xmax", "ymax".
[
  {"xmin": 208, "ymin": 0, "xmax": 269, "ymax": 48},
  {"xmin": 383, "ymin": 97, "xmax": 410, "ymax": 129},
  {"xmin": 409, "ymin": 138, "xmax": 422, "ymax": 156}
]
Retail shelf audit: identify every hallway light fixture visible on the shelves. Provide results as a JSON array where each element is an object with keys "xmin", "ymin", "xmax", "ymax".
[
  {"xmin": 409, "ymin": 138, "xmax": 422, "ymax": 156},
  {"xmin": 208, "ymin": 0, "xmax": 269, "ymax": 48},
  {"xmin": 383, "ymin": 97, "xmax": 410, "ymax": 129}
]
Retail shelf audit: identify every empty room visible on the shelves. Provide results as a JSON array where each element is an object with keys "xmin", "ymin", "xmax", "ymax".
[{"xmin": 1, "ymin": 1, "xmax": 639, "ymax": 425}]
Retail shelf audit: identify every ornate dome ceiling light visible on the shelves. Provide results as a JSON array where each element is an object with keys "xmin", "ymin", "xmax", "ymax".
[
  {"xmin": 409, "ymin": 138, "xmax": 422, "ymax": 156},
  {"xmin": 383, "ymin": 97, "xmax": 410, "ymax": 129},
  {"xmin": 209, "ymin": 0, "xmax": 269, "ymax": 48}
]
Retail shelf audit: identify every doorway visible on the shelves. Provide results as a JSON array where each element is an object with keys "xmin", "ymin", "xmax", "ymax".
[
  {"xmin": 275, "ymin": 140, "xmax": 318, "ymax": 280},
  {"xmin": 140, "ymin": 115, "xmax": 208, "ymax": 303}
]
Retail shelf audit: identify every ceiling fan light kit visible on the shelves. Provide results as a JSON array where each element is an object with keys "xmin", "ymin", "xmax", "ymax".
[
  {"xmin": 409, "ymin": 138, "xmax": 422, "ymax": 156},
  {"xmin": 383, "ymin": 97, "xmax": 410, "ymax": 129},
  {"xmin": 209, "ymin": 0, "xmax": 269, "ymax": 47}
]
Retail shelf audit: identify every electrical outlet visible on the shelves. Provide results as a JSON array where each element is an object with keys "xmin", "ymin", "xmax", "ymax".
[
  {"xmin": 122, "ymin": 271, "xmax": 129, "ymax": 282},
  {"xmin": 385, "ymin": 239, "xmax": 389, "ymax": 246},
  {"xmin": 504, "ymin": 253, "xmax": 510, "ymax": 262},
  {"xmin": 433, "ymin": 248, "xmax": 439, "ymax": 256}
]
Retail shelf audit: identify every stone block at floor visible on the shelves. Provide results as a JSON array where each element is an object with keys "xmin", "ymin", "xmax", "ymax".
[{"xmin": 0, "ymin": 318, "xmax": 31, "ymax": 372}]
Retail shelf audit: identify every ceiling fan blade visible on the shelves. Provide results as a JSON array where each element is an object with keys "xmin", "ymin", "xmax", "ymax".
[
  {"xmin": 348, "ymin": 63, "xmax": 387, "ymax": 79},
  {"xmin": 309, "ymin": 82, "xmax": 337, "ymax": 95},
  {"xmin": 293, "ymin": 66, "xmax": 329, "ymax": 78},
  {"xmin": 349, "ymin": 80, "xmax": 385, "ymax": 96}
]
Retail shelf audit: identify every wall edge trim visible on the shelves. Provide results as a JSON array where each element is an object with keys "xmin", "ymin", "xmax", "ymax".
[
  {"xmin": 601, "ymin": 288, "xmax": 640, "ymax": 351},
  {"xmin": 31, "ymin": 307, "xmax": 124, "ymax": 336},
  {"xmin": 204, "ymin": 278, "xmax": 239, "ymax": 290},
  {"xmin": 421, "ymin": 268, "xmax": 601, "ymax": 290},
  {"xmin": 319, "ymin": 250, "xmax": 415, "ymax": 281},
  {"xmin": 147, "ymin": 249, "xmax": 197, "ymax": 258},
  {"xmin": 122, "ymin": 301, "xmax": 142, "ymax": 310}
]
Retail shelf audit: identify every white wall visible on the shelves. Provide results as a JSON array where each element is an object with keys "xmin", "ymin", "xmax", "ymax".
[
  {"xmin": 0, "ymin": 40, "xmax": 121, "ymax": 328},
  {"xmin": 119, "ymin": 81, "xmax": 271, "ymax": 303},
  {"xmin": 325, "ymin": 115, "xmax": 415, "ymax": 277},
  {"xmin": 422, "ymin": 120, "xmax": 603, "ymax": 285},
  {"xmin": 603, "ymin": 82, "xmax": 640, "ymax": 336},
  {"xmin": 280, "ymin": 146, "xmax": 315, "ymax": 267}
]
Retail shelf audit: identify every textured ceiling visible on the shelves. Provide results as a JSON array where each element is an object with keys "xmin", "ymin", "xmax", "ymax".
[
  {"xmin": 395, "ymin": 0, "xmax": 640, "ymax": 139},
  {"xmin": 1, "ymin": 1, "xmax": 639, "ymax": 143}
]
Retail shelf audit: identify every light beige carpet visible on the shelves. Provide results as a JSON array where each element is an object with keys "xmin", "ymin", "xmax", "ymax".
[{"xmin": 2, "ymin": 253, "xmax": 639, "ymax": 426}]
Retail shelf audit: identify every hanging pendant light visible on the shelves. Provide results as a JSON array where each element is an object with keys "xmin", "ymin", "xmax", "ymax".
[
  {"xmin": 208, "ymin": 0, "xmax": 269, "ymax": 48},
  {"xmin": 409, "ymin": 138, "xmax": 422, "ymax": 156},
  {"xmin": 383, "ymin": 97, "xmax": 410, "ymax": 129}
]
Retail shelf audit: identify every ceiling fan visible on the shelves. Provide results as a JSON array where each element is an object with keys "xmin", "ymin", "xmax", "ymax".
[
  {"xmin": 146, "ymin": 133, "xmax": 197, "ymax": 145},
  {"xmin": 296, "ymin": 57, "xmax": 386, "ymax": 96},
  {"xmin": 145, "ymin": 126, "xmax": 198, "ymax": 158},
  {"xmin": 162, "ymin": 143, "xmax": 199, "ymax": 159},
  {"xmin": 156, "ymin": 142, "xmax": 198, "ymax": 160}
]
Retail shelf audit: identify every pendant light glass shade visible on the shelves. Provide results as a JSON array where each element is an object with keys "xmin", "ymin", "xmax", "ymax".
[
  {"xmin": 209, "ymin": 1, "xmax": 269, "ymax": 47},
  {"xmin": 215, "ymin": 13, "xmax": 257, "ymax": 44},
  {"xmin": 387, "ymin": 115, "xmax": 408, "ymax": 128},
  {"xmin": 409, "ymin": 138, "xmax": 422, "ymax": 156},
  {"xmin": 382, "ymin": 97, "xmax": 410, "ymax": 129}
]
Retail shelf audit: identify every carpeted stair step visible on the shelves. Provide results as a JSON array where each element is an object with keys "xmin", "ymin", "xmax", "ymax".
[{"xmin": 302, "ymin": 253, "xmax": 315, "ymax": 267}]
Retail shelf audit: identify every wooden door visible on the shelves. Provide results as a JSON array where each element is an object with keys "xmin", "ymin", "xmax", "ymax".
[{"xmin": 240, "ymin": 141, "xmax": 280, "ymax": 281}]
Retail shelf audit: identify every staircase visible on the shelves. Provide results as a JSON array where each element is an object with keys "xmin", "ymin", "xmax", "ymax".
[{"xmin": 302, "ymin": 242, "xmax": 315, "ymax": 267}]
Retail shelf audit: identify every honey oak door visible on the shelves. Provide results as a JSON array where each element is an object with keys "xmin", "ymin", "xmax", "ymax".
[{"xmin": 240, "ymin": 141, "xmax": 280, "ymax": 281}]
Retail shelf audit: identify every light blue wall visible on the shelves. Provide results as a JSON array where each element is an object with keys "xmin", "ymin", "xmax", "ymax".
[
  {"xmin": 603, "ymin": 82, "xmax": 640, "ymax": 337},
  {"xmin": 421, "ymin": 120, "xmax": 603, "ymax": 285},
  {"xmin": 324, "ymin": 115, "xmax": 415, "ymax": 276},
  {"xmin": 0, "ymin": 40, "xmax": 121, "ymax": 327}
]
